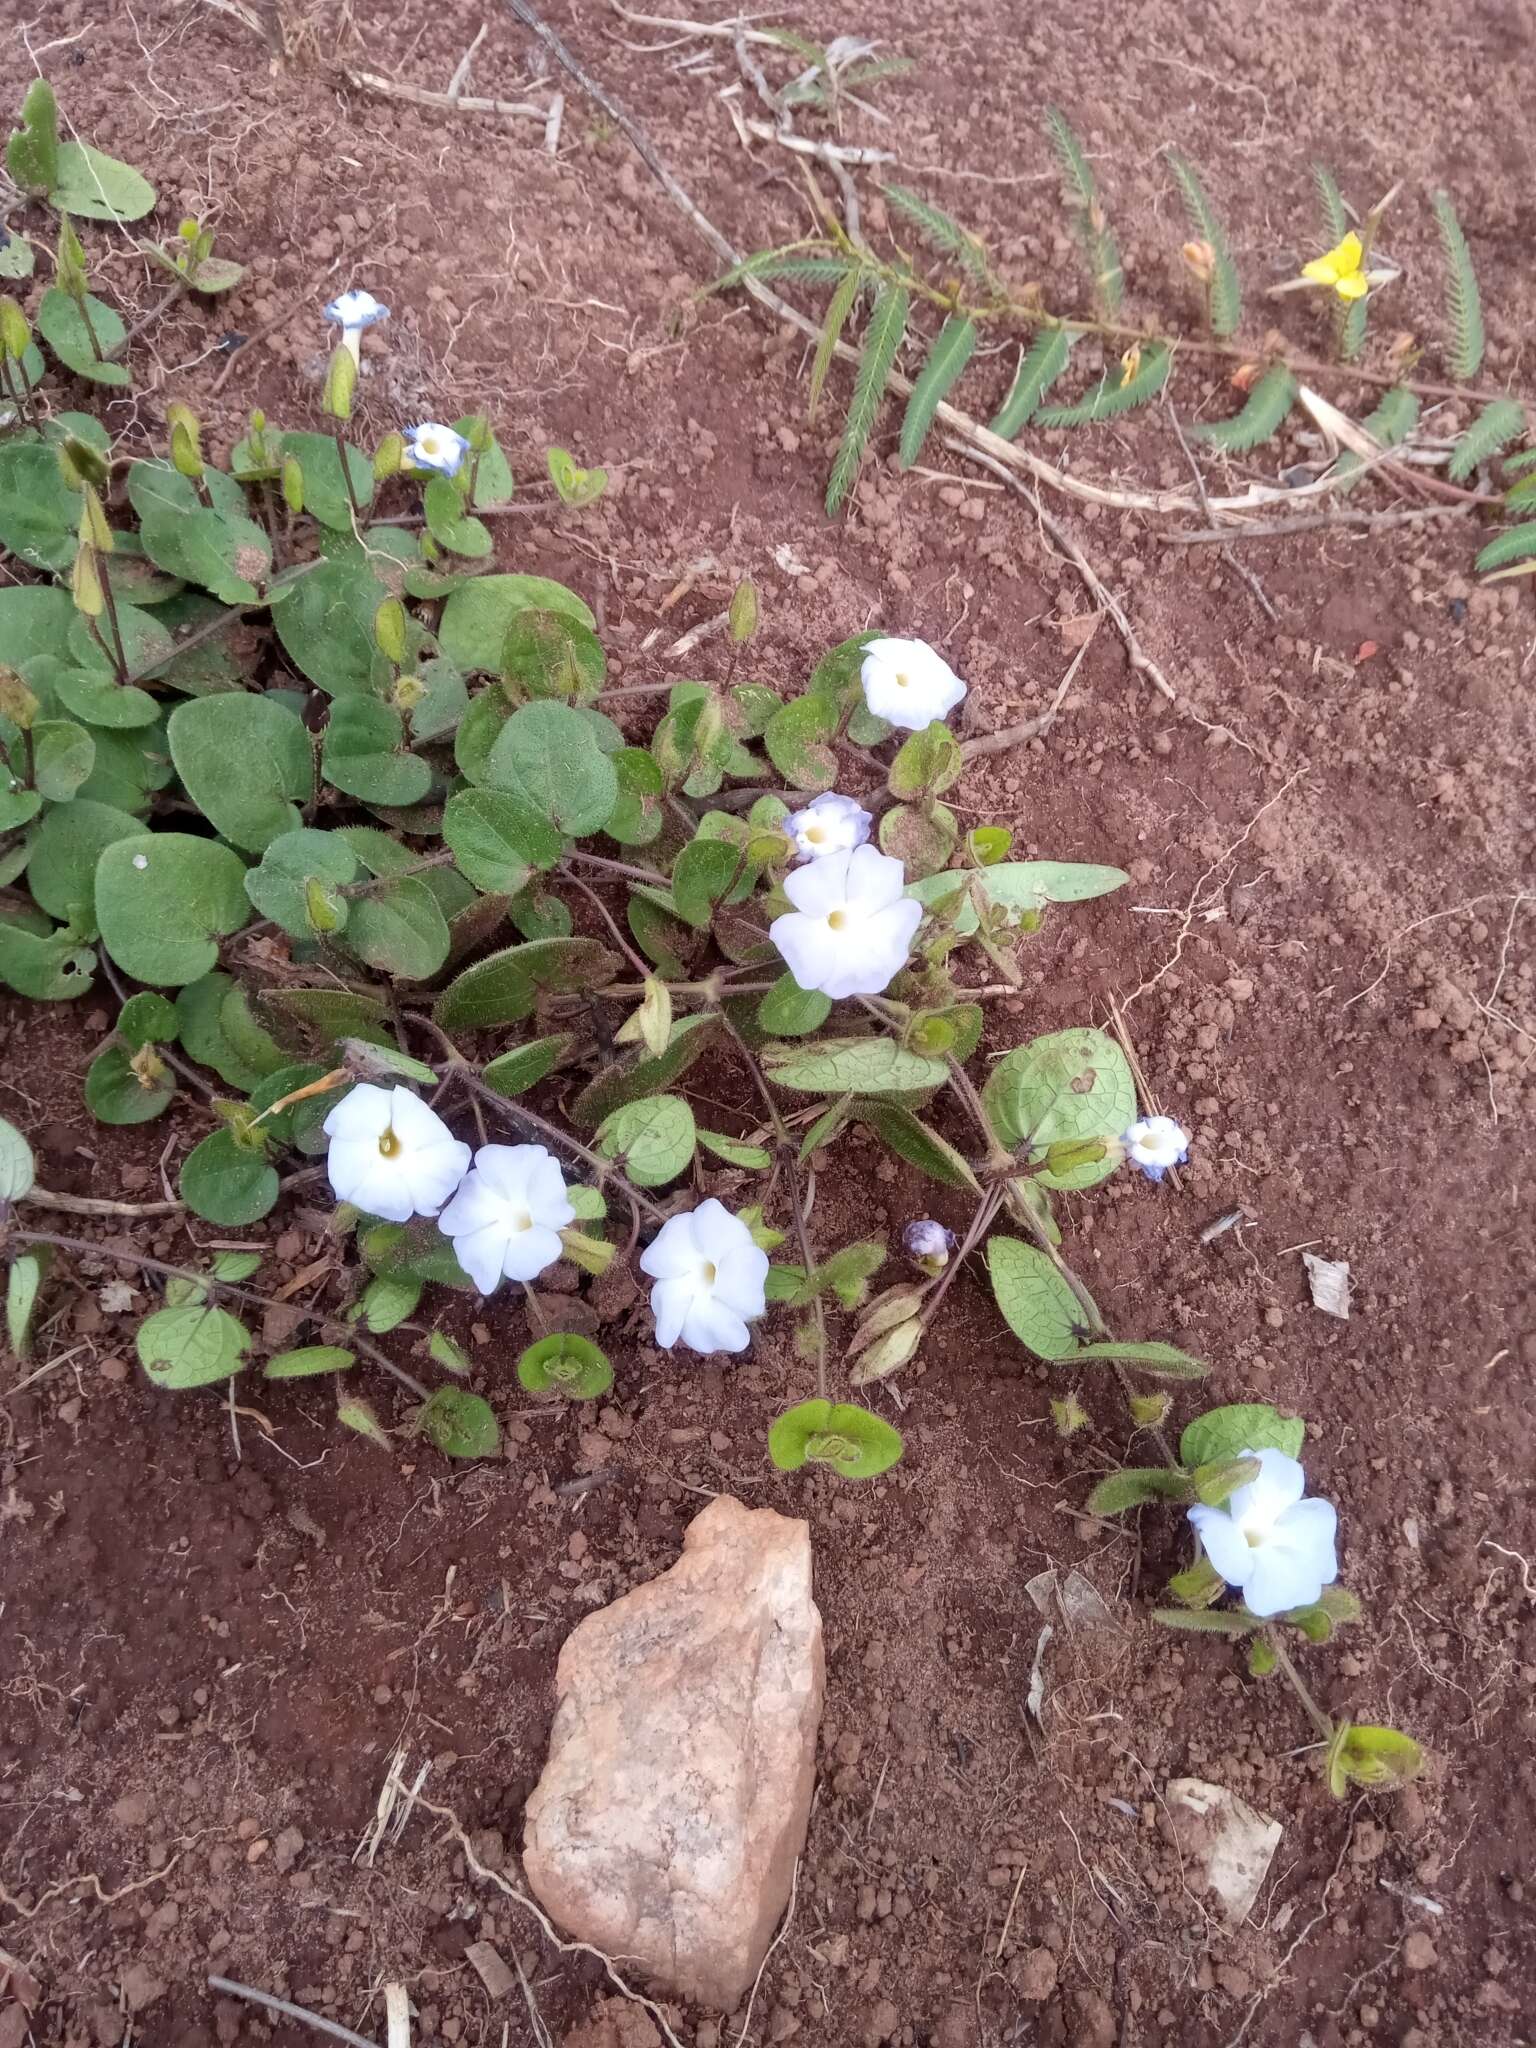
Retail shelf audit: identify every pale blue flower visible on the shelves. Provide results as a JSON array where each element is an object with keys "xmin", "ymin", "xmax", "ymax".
[
  {"xmin": 405, "ymin": 421, "xmax": 470, "ymax": 477},
  {"xmin": 1122, "ymin": 1115, "xmax": 1190, "ymax": 1182}
]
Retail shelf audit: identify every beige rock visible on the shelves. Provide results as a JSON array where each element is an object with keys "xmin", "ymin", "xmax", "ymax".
[{"xmin": 524, "ymin": 1496, "xmax": 823, "ymax": 2009}]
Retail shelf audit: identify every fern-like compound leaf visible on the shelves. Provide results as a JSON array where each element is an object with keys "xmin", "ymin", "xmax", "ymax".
[
  {"xmin": 1433, "ymin": 190, "xmax": 1485, "ymax": 381},
  {"xmin": 1336, "ymin": 386, "xmax": 1420, "ymax": 491},
  {"xmin": 1501, "ymin": 447, "xmax": 1536, "ymax": 476},
  {"xmin": 808, "ymin": 265, "xmax": 864, "ymax": 424},
  {"xmin": 1034, "ymin": 341, "xmax": 1172, "ymax": 428},
  {"xmin": 1447, "ymin": 396, "xmax": 1526, "ymax": 482},
  {"xmin": 1310, "ymin": 163, "xmax": 1366, "ymax": 360},
  {"xmin": 898, "ymin": 314, "xmax": 978, "ymax": 469},
  {"xmin": 1044, "ymin": 106, "xmax": 1124, "ymax": 316},
  {"xmin": 885, "ymin": 185, "xmax": 990, "ymax": 285},
  {"xmin": 1189, "ymin": 364, "xmax": 1297, "ymax": 453},
  {"xmin": 826, "ymin": 281, "xmax": 909, "ymax": 516},
  {"xmin": 989, "ymin": 328, "xmax": 1074, "ymax": 439},
  {"xmin": 710, "ymin": 247, "xmax": 848, "ymax": 292},
  {"xmin": 1474, "ymin": 520, "xmax": 1536, "ymax": 574},
  {"xmin": 1503, "ymin": 469, "xmax": 1536, "ymax": 511},
  {"xmin": 1167, "ymin": 152, "xmax": 1242, "ymax": 337}
]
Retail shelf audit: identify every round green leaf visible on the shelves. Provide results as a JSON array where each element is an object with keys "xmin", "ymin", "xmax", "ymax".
[
  {"xmin": 30, "ymin": 718, "xmax": 95, "ymax": 801},
  {"xmin": 85, "ymin": 1042, "xmax": 175, "ymax": 1123},
  {"xmin": 96, "ymin": 833, "xmax": 251, "ymax": 985},
  {"xmin": 322, "ymin": 697, "xmax": 432, "ymax": 807},
  {"xmin": 763, "ymin": 694, "xmax": 838, "ymax": 792},
  {"xmin": 481, "ymin": 1033, "xmax": 570, "ymax": 1097},
  {"xmin": 168, "ymin": 695, "xmax": 313, "ymax": 852},
  {"xmin": 0, "ymin": 443, "xmax": 79, "ymax": 571},
  {"xmin": 518, "ymin": 1332, "xmax": 613, "ymax": 1399},
  {"xmin": 483, "ymin": 700, "xmax": 617, "ymax": 838},
  {"xmin": 273, "ymin": 554, "xmax": 391, "ymax": 696},
  {"xmin": 0, "ymin": 1114, "xmax": 36, "ymax": 1200},
  {"xmin": 1179, "ymin": 1404, "xmax": 1305, "ymax": 1471},
  {"xmin": 174, "ymin": 972, "xmax": 267, "ymax": 1090},
  {"xmin": 443, "ymin": 785, "xmax": 561, "ymax": 893},
  {"xmin": 180, "ymin": 1127, "xmax": 279, "ymax": 1225},
  {"xmin": 767, "ymin": 1398, "xmax": 904, "ymax": 1479},
  {"xmin": 756, "ymin": 973, "xmax": 831, "ymax": 1038},
  {"xmin": 265, "ymin": 1345, "xmax": 355, "ymax": 1379},
  {"xmin": 277, "ymin": 431, "xmax": 375, "ymax": 531},
  {"xmin": 501, "ymin": 608, "xmax": 606, "ymax": 701},
  {"xmin": 981, "ymin": 1027, "xmax": 1135, "ymax": 1189},
  {"xmin": 0, "ymin": 919, "xmax": 97, "ymax": 1000},
  {"xmin": 68, "ymin": 599, "xmax": 176, "ymax": 683},
  {"xmin": 51, "ymin": 139, "xmax": 157, "ymax": 222},
  {"xmin": 761, "ymin": 1037, "xmax": 948, "ymax": 1095},
  {"xmin": 345, "ymin": 878, "xmax": 451, "ymax": 981},
  {"xmin": 596, "ymin": 1094, "xmax": 696, "ymax": 1186},
  {"xmin": 117, "ymin": 990, "xmax": 179, "ymax": 1048},
  {"xmin": 417, "ymin": 1385, "xmax": 501, "ymax": 1458},
  {"xmin": 605, "ymin": 747, "xmax": 664, "ymax": 846},
  {"xmin": 243, "ymin": 827, "xmax": 358, "ymax": 938},
  {"xmin": 435, "ymin": 937, "xmax": 621, "ymax": 1032},
  {"xmin": 437, "ymin": 574, "xmax": 595, "ymax": 671},
  {"xmin": 137, "ymin": 1303, "xmax": 250, "ymax": 1388},
  {"xmin": 52, "ymin": 666, "xmax": 161, "ymax": 730},
  {"xmin": 36, "ymin": 288, "xmax": 130, "ymax": 385}
]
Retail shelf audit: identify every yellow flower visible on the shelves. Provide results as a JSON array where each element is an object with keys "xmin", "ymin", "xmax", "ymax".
[
  {"xmin": 1118, "ymin": 342, "xmax": 1142, "ymax": 388},
  {"xmin": 1302, "ymin": 231, "xmax": 1369, "ymax": 301}
]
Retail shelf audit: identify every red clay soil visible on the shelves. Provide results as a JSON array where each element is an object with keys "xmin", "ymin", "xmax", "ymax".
[{"xmin": 2, "ymin": 2, "xmax": 1534, "ymax": 2046}]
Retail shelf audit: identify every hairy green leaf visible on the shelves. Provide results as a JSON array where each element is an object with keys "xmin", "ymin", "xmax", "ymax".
[
  {"xmin": 1190, "ymin": 364, "xmax": 1297, "ymax": 454},
  {"xmin": 138, "ymin": 1303, "xmax": 249, "ymax": 1389},
  {"xmin": 1087, "ymin": 1467, "xmax": 1195, "ymax": 1514},
  {"xmin": 768, "ymin": 1398, "xmax": 903, "ymax": 1479},
  {"xmin": 899, "ymin": 315, "xmax": 978, "ymax": 470},
  {"xmin": 596, "ymin": 1093, "xmax": 696, "ymax": 1186},
  {"xmin": 1310, "ymin": 164, "xmax": 1367, "ymax": 360},
  {"xmin": 826, "ymin": 281, "xmax": 908, "ymax": 516},
  {"xmin": 1179, "ymin": 1402, "xmax": 1304, "ymax": 1470},
  {"xmin": 417, "ymin": 1386, "xmax": 500, "ymax": 1458},
  {"xmin": 1166, "ymin": 153, "xmax": 1241, "ymax": 335},
  {"xmin": 265, "ymin": 1345, "xmax": 355, "ymax": 1379},
  {"xmin": 1034, "ymin": 342, "xmax": 1171, "ymax": 428},
  {"xmin": 1336, "ymin": 386, "xmax": 1420, "ymax": 490},
  {"xmin": 885, "ymin": 185, "xmax": 989, "ymax": 283},
  {"xmin": 986, "ymin": 1236, "xmax": 1089, "ymax": 1360},
  {"xmin": 518, "ymin": 1331, "xmax": 613, "ymax": 1399},
  {"xmin": 1044, "ymin": 107, "xmax": 1123, "ymax": 315},
  {"xmin": 762, "ymin": 1036, "xmax": 946, "ymax": 1095},
  {"xmin": 988, "ymin": 328, "xmax": 1073, "ymax": 439},
  {"xmin": 1474, "ymin": 520, "xmax": 1536, "ymax": 574},
  {"xmin": 1432, "ymin": 189, "xmax": 1484, "ymax": 380},
  {"xmin": 1071, "ymin": 1339, "xmax": 1208, "ymax": 1379},
  {"xmin": 856, "ymin": 1100, "xmax": 979, "ymax": 1191},
  {"xmin": 1447, "ymin": 396, "xmax": 1526, "ymax": 483}
]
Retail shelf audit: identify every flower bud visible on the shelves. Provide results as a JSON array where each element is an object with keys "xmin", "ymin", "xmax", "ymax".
[
  {"xmin": 1181, "ymin": 238, "xmax": 1216, "ymax": 285},
  {"xmin": 903, "ymin": 1218, "xmax": 954, "ymax": 1270}
]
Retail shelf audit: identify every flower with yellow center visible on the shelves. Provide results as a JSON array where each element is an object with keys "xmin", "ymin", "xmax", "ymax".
[
  {"xmin": 438, "ymin": 1143, "xmax": 575, "ymax": 1293},
  {"xmin": 406, "ymin": 421, "xmax": 470, "ymax": 478},
  {"xmin": 859, "ymin": 636, "xmax": 968, "ymax": 732},
  {"xmin": 1302, "ymin": 232, "xmax": 1369, "ymax": 301},
  {"xmin": 322, "ymin": 1083, "xmax": 471, "ymax": 1222},
  {"xmin": 785, "ymin": 791, "xmax": 872, "ymax": 863}
]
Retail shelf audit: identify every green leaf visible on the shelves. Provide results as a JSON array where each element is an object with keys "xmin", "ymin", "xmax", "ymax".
[
  {"xmin": 422, "ymin": 474, "xmax": 491, "ymax": 558},
  {"xmin": 345, "ymin": 877, "xmax": 450, "ymax": 982},
  {"xmin": 417, "ymin": 1386, "xmax": 501, "ymax": 1458},
  {"xmin": 277, "ymin": 430, "xmax": 373, "ymax": 529},
  {"xmin": 756, "ymin": 972, "xmax": 831, "ymax": 1037},
  {"xmin": 880, "ymin": 800, "xmax": 954, "ymax": 879},
  {"xmin": 856, "ymin": 1101, "xmax": 979, "ymax": 1191},
  {"xmin": 0, "ymin": 586, "xmax": 74, "ymax": 668},
  {"xmin": 1192, "ymin": 1455, "xmax": 1261, "ymax": 1507},
  {"xmin": 481, "ymin": 1033, "xmax": 570, "ymax": 1096},
  {"xmin": 761, "ymin": 1037, "xmax": 948, "ymax": 1094},
  {"xmin": 670, "ymin": 837, "xmax": 739, "ymax": 927},
  {"xmin": 167, "ymin": 695, "xmax": 313, "ymax": 853},
  {"xmin": 259, "ymin": 986, "xmax": 391, "ymax": 1057},
  {"xmin": 985, "ymin": 1236, "xmax": 1089, "ymax": 1360},
  {"xmin": 1447, "ymin": 397, "xmax": 1525, "ymax": 483},
  {"xmin": 1151, "ymin": 1607, "xmax": 1260, "ymax": 1637},
  {"xmin": 0, "ymin": 1114, "xmax": 37, "ymax": 1200},
  {"xmin": 1311, "ymin": 165, "xmax": 1368, "ymax": 360},
  {"xmin": 427, "ymin": 1328, "xmax": 473, "ymax": 1376},
  {"xmin": 7, "ymin": 79, "xmax": 60, "ymax": 194},
  {"xmin": 596, "ymin": 1094, "xmax": 696, "ymax": 1186},
  {"xmin": 51, "ymin": 139, "xmax": 156, "ymax": 222},
  {"xmin": 989, "ymin": 328, "xmax": 1074, "ymax": 438},
  {"xmin": 244, "ymin": 828, "xmax": 359, "ymax": 938},
  {"xmin": 545, "ymin": 447, "xmax": 607, "ymax": 507},
  {"xmin": 1336, "ymin": 386, "xmax": 1421, "ymax": 490},
  {"xmin": 898, "ymin": 315, "xmax": 978, "ymax": 470},
  {"xmin": 981, "ymin": 1026, "xmax": 1134, "ymax": 1186},
  {"xmin": 884, "ymin": 186, "xmax": 989, "ymax": 282},
  {"xmin": 1035, "ymin": 342, "xmax": 1172, "ymax": 427},
  {"xmin": 322, "ymin": 697, "xmax": 431, "ymax": 807},
  {"xmin": 85, "ymin": 1042, "xmax": 175, "ymax": 1123},
  {"xmin": 265, "ymin": 1345, "xmax": 355, "ymax": 1379},
  {"xmin": 697, "ymin": 1130, "xmax": 773, "ymax": 1169},
  {"xmin": 1326, "ymin": 1721, "xmax": 1425, "ymax": 1797},
  {"xmin": 137, "ymin": 1303, "xmax": 250, "ymax": 1388},
  {"xmin": 808, "ymin": 263, "xmax": 863, "ymax": 424},
  {"xmin": 1044, "ymin": 106, "xmax": 1124, "ymax": 314},
  {"xmin": 437, "ymin": 574, "xmax": 595, "ymax": 671},
  {"xmin": 1167, "ymin": 153, "xmax": 1241, "ymax": 335},
  {"xmin": 1178, "ymin": 1403, "xmax": 1304, "ymax": 1470},
  {"xmin": 570, "ymin": 1013, "xmax": 717, "ymax": 1127},
  {"xmin": 336, "ymin": 1394, "xmax": 392, "ymax": 1448},
  {"xmin": 827, "ymin": 281, "xmax": 909, "ymax": 516},
  {"xmin": 272, "ymin": 554, "xmax": 390, "ymax": 697},
  {"xmin": 140, "ymin": 503, "xmax": 271, "ymax": 604},
  {"xmin": 1475, "ymin": 520, "xmax": 1536, "ymax": 574},
  {"xmin": 887, "ymin": 719, "xmax": 962, "ymax": 798},
  {"xmin": 442, "ymin": 786, "xmax": 557, "ymax": 894},
  {"xmin": 518, "ymin": 1331, "xmax": 613, "ymax": 1399},
  {"xmin": 352, "ymin": 1272, "xmax": 422, "ymax": 1333},
  {"xmin": 763, "ymin": 692, "xmax": 839, "ymax": 792},
  {"xmin": 1433, "ymin": 189, "xmax": 1484, "ymax": 380},
  {"xmin": 1086, "ymin": 1468, "xmax": 1196, "ymax": 1515},
  {"xmin": 116, "ymin": 990, "xmax": 178, "ymax": 1048},
  {"xmin": 0, "ymin": 442, "xmax": 80, "ymax": 571},
  {"xmin": 0, "ymin": 230, "xmax": 36, "ymax": 279},
  {"xmin": 6, "ymin": 1248, "xmax": 48, "ymax": 1360},
  {"xmin": 0, "ymin": 920, "xmax": 96, "ymax": 1002},
  {"xmin": 30, "ymin": 718, "xmax": 94, "ymax": 802},
  {"xmin": 95, "ymin": 833, "xmax": 251, "ymax": 986},
  {"xmin": 436, "ymin": 936, "xmax": 619, "ymax": 1031},
  {"xmin": 605, "ymin": 746, "xmax": 665, "ymax": 847},
  {"xmin": 767, "ymin": 1398, "xmax": 903, "ymax": 1479},
  {"xmin": 484, "ymin": 699, "xmax": 617, "ymax": 837},
  {"xmin": 1070, "ymin": 1339, "xmax": 1208, "ymax": 1380},
  {"xmin": 501, "ymin": 608, "xmax": 605, "ymax": 701},
  {"xmin": 37, "ymin": 287, "xmax": 131, "ymax": 384},
  {"xmin": 1190, "ymin": 365, "xmax": 1297, "ymax": 454},
  {"xmin": 180, "ymin": 1128, "xmax": 279, "ymax": 1226}
]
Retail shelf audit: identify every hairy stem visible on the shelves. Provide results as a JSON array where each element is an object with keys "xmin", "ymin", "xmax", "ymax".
[{"xmin": 1270, "ymin": 1635, "xmax": 1335, "ymax": 1742}]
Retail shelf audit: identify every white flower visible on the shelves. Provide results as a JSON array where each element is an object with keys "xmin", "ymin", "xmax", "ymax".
[
  {"xmin": 903, "ymin": 1218, "xmax": 954, "ymax": 1265},
  {"xmin": 1123, "ymin": 1116, "xmax": 1190, "ymax": 1182},
  {"xmin": 438, "ymin": 1143, "xmax": 575, "ymax": 1293},
  {"xmin": 769, "ymin": 843, "xmax": 923, "ymax": 1000},
  {"xmin": 859, "ymin": 636, "xmax": 968, "ymax": 731},
  {"xmin": 1188, "ymin": 1448, "xmax": 1339, "ymax": 1618},
  {"xmin": 785, "ymin": 791, "xmax": 872, "ymax": 863},
  {"xmin": 639, "ymin": 1198, "xmax": 769, "ymax": 1355},
  {"xmin": 406, "ymin": 421, "xmax": 470, "ymax": 478},
  {"xmin": 323, "ymin": 1083, "xmax": 470, "ymax": 1224},
  {"xmin": 324, "ymin": 288, "xmax": 389, "ymax": 362}
]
